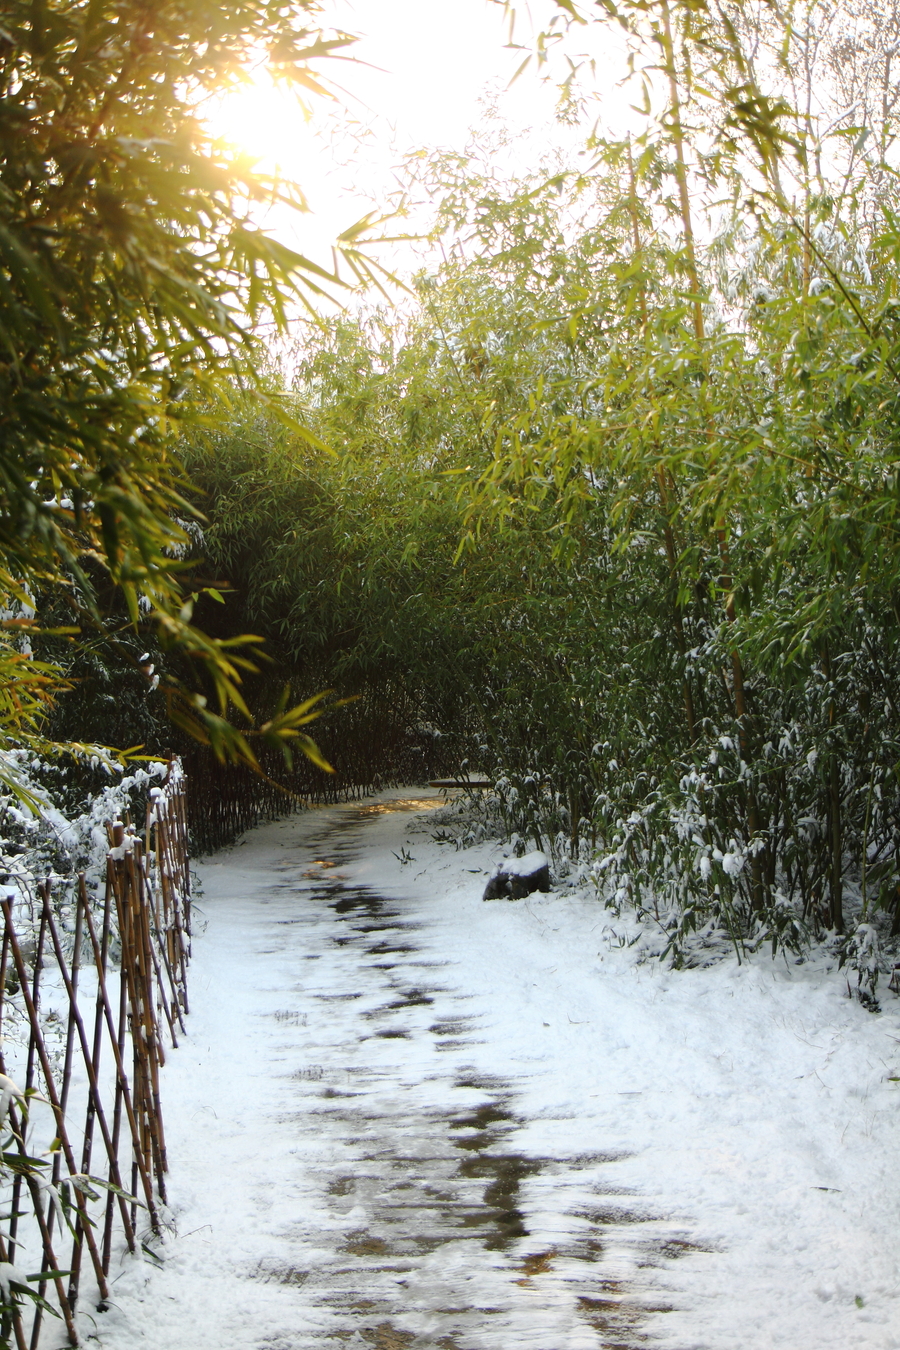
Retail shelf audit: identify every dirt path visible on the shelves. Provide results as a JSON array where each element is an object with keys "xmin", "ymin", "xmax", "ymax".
[{"xmin": 95, "ymin": 793, "xmax": 694, "ymax": 1350}]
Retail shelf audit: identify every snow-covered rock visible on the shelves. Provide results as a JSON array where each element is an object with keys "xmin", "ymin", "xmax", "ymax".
[{"xmin": 482, "ymin": 849, "xmax": 551, "ymax": 900}]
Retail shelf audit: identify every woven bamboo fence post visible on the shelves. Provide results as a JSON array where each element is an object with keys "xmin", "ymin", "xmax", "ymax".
[
  {"xmin": 108, "ymin": 827, "xmax": 168, "ymax": 1204},
  {"xmin": 69, "ymin": 872, "xmax": 114, "ymax": 1310}
]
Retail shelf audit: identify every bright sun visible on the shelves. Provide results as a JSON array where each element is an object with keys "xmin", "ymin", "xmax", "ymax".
[
  {"xmin": 197, "ymin": 3, "xmax": 628, "ymax": 273},
  {"xmin": 206, "ymin": 68, "xmax": 316, "ymax": 177}
]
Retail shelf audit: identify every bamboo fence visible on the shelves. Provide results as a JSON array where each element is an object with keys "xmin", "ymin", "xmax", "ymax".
[{"xmin": 0, "ymin": 757, "xmax": 190, "ymax": 1348}]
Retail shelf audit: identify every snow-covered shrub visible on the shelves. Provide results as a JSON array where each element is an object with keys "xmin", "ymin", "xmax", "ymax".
[
  {"xmin": 838, "ymin": 922, "xmax": 883, "ymax": 1011},
  {"xmin": 0, "ymin": 747, "xmax": 168, "ymax": 934}
]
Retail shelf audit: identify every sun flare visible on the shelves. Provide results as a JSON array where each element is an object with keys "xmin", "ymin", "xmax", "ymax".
[{"xmin": 206, "ymin": 67, "xmax": 314, "ymax": 175}]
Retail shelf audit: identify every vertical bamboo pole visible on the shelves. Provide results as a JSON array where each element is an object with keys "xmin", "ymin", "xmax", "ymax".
[
  {"xmin": 177, "ymin": 769, "xmax": 192, "ymax": 938},
  {"xmin": 70, "ymin": 874, "xmax": 113, "ymax": 1308},
  {"xmin": 147, "ymin": 801, "xmax": 187, "ymax": 1033},
  {"xmin": 127, "ymin": 845, "xmax": 168, "ymax": 1187},
  {"xmin": 658, "ymin": 0, "xmax": 767, "ymax": 906},
  {"xmin": 0, "ymin": 913, "xmax": 36, "ymax": 1350},
  {"xmin": 0, "ymin": 1229, "xmax": 29, "ymax": 1350},
  {"xmin": 41, "ymin": 896, "xmax": 137, "ymax": 1248},
  {"xmin": 80, "ymin": 899, "xmax": 159, "ymax": 1229},
  {"xmin": 110, "ymin": 850, "xmax": 167, "ymax": 1200},
  {"xmin": 0, "ymin": 900, "xmax": 111, "ymax": 1308},
  {"xmin": 0, "ymin": 1084, "xmax": 74, "ymax": 1349},
  {"xmin": 8, "ymin": 899, "xmax": 48, "ymax": 1267},
  {"xmin": 821, "ymin": 642, "xmax": 844, "ymax": 932},
  {"xmin": 28, "ymin": 880, "xmax": 86, "ymax": 1347},
  {"xmin": 109, "ymin": 849, "xmax": 151, "ymax": 1225},
  {"xmin": 625, "ymin": 138, "xmax": 698, "ymax": 744},
  {"xmin": 102, "ymin": 885, "xmax": 131, "ymax": 1268}
]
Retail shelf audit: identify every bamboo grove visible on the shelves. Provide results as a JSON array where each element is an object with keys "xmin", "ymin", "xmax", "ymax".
[{"xmin": 178, "ymin": 0, "xmax": 900, "ymax": 974}]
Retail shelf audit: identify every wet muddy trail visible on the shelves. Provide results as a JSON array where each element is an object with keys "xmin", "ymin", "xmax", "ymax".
[{"xmin": 231, "ymin": 797, "xmax": 697, "ymax": 1350}]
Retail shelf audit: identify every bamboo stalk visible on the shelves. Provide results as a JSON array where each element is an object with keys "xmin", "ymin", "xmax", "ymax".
[
  {"xmin": 70, "ymin": 875, "xmax": 114, "ymax": 1308},
  {"xmin": 122, "ymin": 846, "xmax": 166, "ymax": 1067},
  {"xmin": 147, "ymin": 914, "xmax": 182, "ymax": 1044},
  {"xmin": 624, "ymin": 137, "xmax": 698, "ymax": 745},
  {"xmin": 111, "ymin": 854, "xmax": 168, "ymax": 1196},
  {"xmin": 40, "ymin": 895, "xmax": 137, "ymax": 1252},
  {"xmin": 659, "ymin": 0, "xmax": 769, "ymax": 906},
  {"xmin": 109, "ymin": 841, "xmax": 152, "ymax": 1194},
  {"xmin": 157, "ymin": 808, "xmax": 189, "ymax": 1007},
  {"xmin": 0, "ymin": 901, "xmax": 110, "ymax": 1309},
  {"xmin": 24, "ymin": 1161, "xmax": 76, "ymax": 1350},
  {"xmin": 8, "ymin": 901, "xmax": 48, "ymax": 1268},
  {"xmin": 0, "ymin": 924, "xmax": 8, "ymax": 1027},
  {"xmin": 28, "ymin": 881, "xmax": 86, "ymax": 1345},
  {"xmin": 0, "ymin": 1118, "xmax": 58, "ymax": 1350},
  {"xmin": 176, "ymin": 774, "xmax": 191, "ymax": 934},
  {"xmin": 821, "ymin": 643, "xmax": 845, "ymax": 932},
  {"xmin": 101, "ymin": 898, "xmax": 130, "ymax": 1270},
  {"xmin": 0, "ymin": 1229, "xmax": 29, "ymax": 1350},
  {"xmin": 0, "ymin": 920, "xmax": 39, "ymax": 1350},
  {"xmin": 80, "ymin": 896, "xmax": 160, "ymax": 1235}
]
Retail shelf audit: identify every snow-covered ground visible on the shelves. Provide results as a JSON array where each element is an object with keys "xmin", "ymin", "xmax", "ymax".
[{"xmin": 90, "ymin": 789, "xmax": 900, "ymax": 1350}]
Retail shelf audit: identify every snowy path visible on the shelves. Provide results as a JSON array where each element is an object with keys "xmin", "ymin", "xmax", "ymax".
[{"xmin": 95, "ymin": 791, "xmax": 900, "ymax": 1350}]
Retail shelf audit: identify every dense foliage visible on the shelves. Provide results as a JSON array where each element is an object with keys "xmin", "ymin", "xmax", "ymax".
[
  {"xmin": 0, "ymin": 0, "xmax": 370, "ymax": 780},
  {"xmin": 181, "ymin": 0, "xmax": 900, "ymax": 991}
]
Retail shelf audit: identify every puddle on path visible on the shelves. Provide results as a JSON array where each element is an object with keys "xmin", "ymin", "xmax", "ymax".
[{"xmin": 249, "ymin": 799, "xmax": 700, "ymax": 1350}]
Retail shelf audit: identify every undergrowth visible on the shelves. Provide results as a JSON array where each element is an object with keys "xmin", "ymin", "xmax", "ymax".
[{"xmin": 428, "ymin": 787, "xmax": 900, "ymax": 1008}]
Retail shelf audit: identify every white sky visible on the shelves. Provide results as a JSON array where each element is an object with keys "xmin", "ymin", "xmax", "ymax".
[
  {"xmin": 327, "ymin": 0, "xmax": 538, "ymax": 149},
  {"xmin": 208, "ymin": 0, "xmax": 635, "ymax": 283}
]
